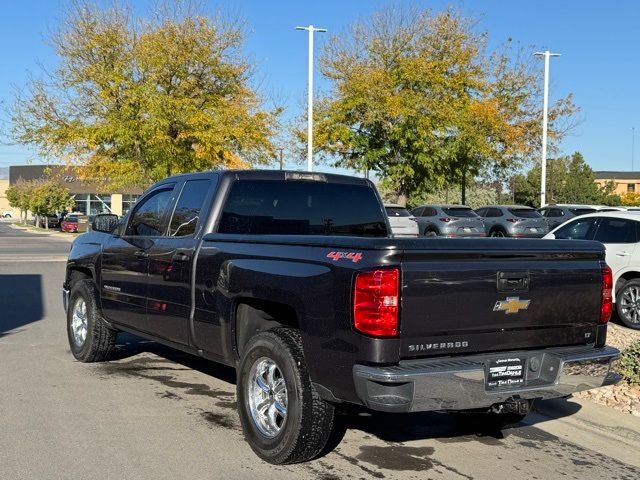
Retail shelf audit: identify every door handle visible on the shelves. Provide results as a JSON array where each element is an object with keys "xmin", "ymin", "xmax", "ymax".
[
  {"xmin": 134, "ymin": 250, "xmax": 149, "ymax": 259},
  {"xmin": 172, "ymin": 252, "xmax": 190, "ymax": 262},
  {"xmin": 616, "ymin": 252, "xmax": 630, "ymax": 257}
]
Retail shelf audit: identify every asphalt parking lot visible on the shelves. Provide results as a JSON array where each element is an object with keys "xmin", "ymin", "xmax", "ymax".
[{"xmin": 1, "ymin": 221, "xmax": 639, "ymax": 480}]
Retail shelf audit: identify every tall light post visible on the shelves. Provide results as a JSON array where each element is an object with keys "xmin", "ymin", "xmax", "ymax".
[
  {"xmin": 534, "ymin": 50, "xmax": 560, "ymax": 207},
  {"xmin": 632, "ymin": 127, "xmax": 635, "ymax": 171},
  {"xmin": 296, "ymin": 25, "xmax": 326, "ymax": 172}
]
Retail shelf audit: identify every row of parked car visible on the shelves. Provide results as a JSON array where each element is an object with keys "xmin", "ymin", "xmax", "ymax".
[
  {"xmin": 384, "ymin": 203, "xmax": 633, "ymax": 238},
  {"xmin": 32, "ymin": 212, "xmax": 92, "ymax": 233}
]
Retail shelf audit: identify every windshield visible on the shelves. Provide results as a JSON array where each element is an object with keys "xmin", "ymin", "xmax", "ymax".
[
  {"xmin": 508, "ymin": 208, "xmax": 541, "ymax": 218},
  {"xmin": 385, "ymin": 207, "xmax": 412, "ymax": 217},
  {"xmin": 442, "ymin": 207, "xmax": 477, "ymax": 217}
]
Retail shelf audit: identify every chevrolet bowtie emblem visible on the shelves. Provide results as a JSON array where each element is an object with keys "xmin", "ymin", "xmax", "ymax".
[{"xmin": 493, "ymin": 297, "xmax": 530, "ymax": 314}]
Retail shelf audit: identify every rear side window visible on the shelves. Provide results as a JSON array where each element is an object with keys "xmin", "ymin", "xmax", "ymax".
[
  {"xmin": 545, "ymin": 208, "xmax": 564, "ymax": 218},
  {"xmin": 126, "ymin": 187, "xmax": 174, "ymax": 236},
  {"xmin": 569, "ymin": 208, "xmax": 596, "ymax": 216},
  {"xmin": 593, "ymin": 218, "xmax": 638, "ymax": 244},
  {"xmin": 218, "ymin": 180, "xmax": 388, "ymax": 236},
  {"xmin": 442, "ymin": 207, "xmax": 477, "ymax": 217},
  {"xmin": 486, "ymin": 208, "xmax": 503, "ymax": 218},
  {"xmin": 554, "ymin": 218, "xmax": 597, "ymax": 240},
  {"xmin": 169, "ymin": 179, "xmax": 211, "ymax": 236},
  {"xmin": 385, "ymin": 207, "xmax": 411, "ymax": 217},
  {"xmin": 422, "ymin": 207, "xmax": 437, "ymax": 217},
  {"xmin": 508, "ymin": 208, "xmax": 541, "ymax": 218}
]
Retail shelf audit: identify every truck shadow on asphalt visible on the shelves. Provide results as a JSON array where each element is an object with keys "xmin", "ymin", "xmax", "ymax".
[
  {"xmin": 0, "ymin": 274, "xmax": 43, "ymax": 338},
  {"xmin": 99, "ymin": 333, "xmax": 587, "ymax": 459}
]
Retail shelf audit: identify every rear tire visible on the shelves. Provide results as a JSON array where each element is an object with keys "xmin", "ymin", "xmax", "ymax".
[
  {"xmin": 490, "ymin": 229, "xmax": 506, "ymax": 238},
  {"xmin": 237, "ymin": 328, "xmax": 335, "ymax": 464},
  {"xmin": 616, "ymin": 279, "xmax": 640, "ymax": 329},
  {"xmin": 424, "ymin": 228, "xmax": 439, "ymax": 237},
  {"xmin": 67, "ymin": 280, "xmax": 117, "ymax": 362}
]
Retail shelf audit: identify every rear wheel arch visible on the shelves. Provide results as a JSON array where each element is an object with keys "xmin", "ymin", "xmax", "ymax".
[
  {"xmin": 424, "ymin": 225, "xmax": 440, "ymax": 236},
  {"xmin": 615, "ymin": 271, "xmax": 640, "ymax": 297},
  {"xmin": 235, "ymin": 299, "xmax": 300, "ymax": 357}
]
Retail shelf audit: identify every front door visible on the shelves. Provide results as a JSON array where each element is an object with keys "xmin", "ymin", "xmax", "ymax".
[
  {"xmin": 145, "ymin": 179, "xmax": 213, "ymax": 345},
  {"xmin": 100, "ymin": 185, "xmax": 176, "ymax": 331}
]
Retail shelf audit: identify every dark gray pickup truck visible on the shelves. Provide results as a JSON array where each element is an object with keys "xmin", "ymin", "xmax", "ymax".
[{"xmin": 63, "ymin": 170, "xmax": 620, "ymax": 464}]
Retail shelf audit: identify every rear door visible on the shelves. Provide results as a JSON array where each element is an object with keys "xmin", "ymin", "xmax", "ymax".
[
  {"xmin": 593, "ymin": 217, "xmax": 638, "ymax": 274},
  {"xmin": 101, "ymin": 185, "xmax": 176, "ymax": 329},
  {"xmin": 145, "ymin": 178, "xmax": 215, "ymax": 344}
]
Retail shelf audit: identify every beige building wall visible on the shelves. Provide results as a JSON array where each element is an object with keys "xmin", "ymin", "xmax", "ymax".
[
  {"xmin": 0, "ymin": 180, "xmax": 13, "ymax": 216},
  {"xmin": 595, "ymin": 178, "xmax": 640, "ymax": 196}
]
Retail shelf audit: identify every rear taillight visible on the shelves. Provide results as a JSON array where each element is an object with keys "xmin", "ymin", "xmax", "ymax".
[
  {"xmin": 600, "ymin": 266, "xmax": 613, "ymax": 323},
  {"xmin": 439, "ymin": 217, "xmax": 451, "ymax": 222},
  {"xmin": 506, "ymin": 218, "xmax": 518, "ymax": 223},
  {"xmin": 353, "ymin": 269, "xmax": 399, "ymax": 337}
]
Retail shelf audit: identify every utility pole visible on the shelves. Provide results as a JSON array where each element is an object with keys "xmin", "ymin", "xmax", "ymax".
[
  {"xmin": 296, "ymin": 25, "xmax": 326, "ymax": 172},
  {"xmin": 632, "ymin": 127, "xmax": 635, "ymax": 171},
  {"xmin": 534, "ymin": 50, "xmax": 560, "ymax": 207}
]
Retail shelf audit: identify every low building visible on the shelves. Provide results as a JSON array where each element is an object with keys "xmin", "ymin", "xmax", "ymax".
[
  {"xmin": 8, "ymin": 165, "xmax": 143, "ymax": 216},
  {"xmin": 594, "ymin": 171, "xmax": 640, "ymax": 196},
  {"xmin": 0, "ymin": 179, "xmax": 11, "ymax": 215}
]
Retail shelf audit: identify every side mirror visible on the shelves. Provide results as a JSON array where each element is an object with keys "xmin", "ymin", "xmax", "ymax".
[{"xmin": 92, "ymin": 214, "xmax": 119, "ymax": 233}]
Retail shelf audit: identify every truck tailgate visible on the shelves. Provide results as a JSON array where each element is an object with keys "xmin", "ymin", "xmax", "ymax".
[{"xmin": 399, "ymin": 239, "xmax": 604, "ymax": 358}]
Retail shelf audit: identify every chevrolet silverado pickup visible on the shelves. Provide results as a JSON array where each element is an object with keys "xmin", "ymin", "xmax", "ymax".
[{"xmin": 63, "ymin": 170, "xmax": 620, "ymax": 464}]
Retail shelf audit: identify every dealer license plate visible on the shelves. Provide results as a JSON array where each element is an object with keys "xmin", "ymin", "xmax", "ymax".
[{"xmin": 487, "ymin": 357, "xmax": 525, "ymax": 389}]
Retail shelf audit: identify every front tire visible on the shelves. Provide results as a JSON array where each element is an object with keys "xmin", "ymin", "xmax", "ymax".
[
  {"xmin": 237, "ymin": 329, "xmax": 335, "ymax": 464},
  {"xmin": 67, "ymin": 279, "xmax": 117, "ymax": 362},
  {"xmin": 616, "ymin": 279, "xmax": 640, "ymax": 329}
]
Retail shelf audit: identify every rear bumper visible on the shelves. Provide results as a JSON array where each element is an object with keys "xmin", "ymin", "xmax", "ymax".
[{"xmin": 353, "ymin": 345, "xmax": 620, "ymax": 413}]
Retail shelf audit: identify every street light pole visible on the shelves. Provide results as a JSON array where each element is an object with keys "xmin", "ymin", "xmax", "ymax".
[
  {"xmin": 632, "ymin": 127, "xmax": 635, "ymax": 172},
  {"xmin": 534, "ymin": 50, "xmax": 560, "ymax": 207},
  {"xmin": 296, "ymin": 25, "xmax": 326, "ymax": 172}
]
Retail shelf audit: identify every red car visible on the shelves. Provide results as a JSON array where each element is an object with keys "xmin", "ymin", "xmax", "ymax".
[{"xmin": 60, "ymin": 215, "xmax": 79, "ymax": 233}]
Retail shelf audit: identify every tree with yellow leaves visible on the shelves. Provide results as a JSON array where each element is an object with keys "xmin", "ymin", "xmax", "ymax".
[
  {"xmin": 313, "ymin": 7, "xmax": 578, "ymax": 204},
  {"xmin": 11, "ymin": 1, "xmax": 279, "ymax": 190}
]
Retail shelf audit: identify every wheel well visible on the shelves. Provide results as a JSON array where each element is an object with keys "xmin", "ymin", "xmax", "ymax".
[
  {"xmin": 68, "ymin": 267, "xmax": 93, "ymax": 287},
  {"xmin": 235, "ymin": 299, "xmax": 299, "ymax": 356},
  {"xmin": 616, "ymin": 271, "xmax": 640, "ymax": 293}
]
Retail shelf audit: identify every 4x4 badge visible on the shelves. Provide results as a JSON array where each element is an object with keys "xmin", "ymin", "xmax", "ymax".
[{"xmin": 493, "ymin": 297, "xmax": 530, "ymax": 314}]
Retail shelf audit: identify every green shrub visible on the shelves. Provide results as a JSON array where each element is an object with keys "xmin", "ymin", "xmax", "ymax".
[{"xmin": 616, "ymin": 341, "xmax": 640, "ymax": 385}]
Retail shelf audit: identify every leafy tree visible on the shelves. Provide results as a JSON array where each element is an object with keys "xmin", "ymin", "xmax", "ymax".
[
  {"xmin": 311, "ymin": 7, "xmax": 577, "ymax": 205},
  {"xmin": 513, "ymin": 152, "xmax": 620, "ymax": 207},
  {"xmin": 5, "ymin": 180, "xmax": 38, "ymax": 224},
  {"xmin": 10, "ymin": 1, "xmax": 279, "ymax": 190},
  {"xmin": 28, "ymin": 181, "xmax": 75, "ymax": 229},
  {"xmin": 620, "ymin": 192, "xmax": 640, "ymax": 207}
]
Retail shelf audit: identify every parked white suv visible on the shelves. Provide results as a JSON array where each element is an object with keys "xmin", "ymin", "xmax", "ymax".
[
  {"xmin": 2, "ymin": 210, "xmax": 13, "ymax": 218},
  {"xmin": 384, "ymin": 204, "xmax": 419, "ymax": 237},
  {"xmin": 544, "ymin": 211, "xmax": 640, "ymax": 329}
]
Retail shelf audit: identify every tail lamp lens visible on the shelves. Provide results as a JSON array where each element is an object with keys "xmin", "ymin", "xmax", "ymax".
[
  {"xmin": 353, "ymin": 269, "xmax": 399, "ymax": 337},
  {"xmin": 600, "ymin": 266, "xmax": 613, "ymax": 324}
]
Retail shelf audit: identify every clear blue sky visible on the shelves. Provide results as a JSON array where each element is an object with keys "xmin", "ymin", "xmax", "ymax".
[{"xmin": 1, "ymin": 0, "xmax": 639, "ymax": 173}]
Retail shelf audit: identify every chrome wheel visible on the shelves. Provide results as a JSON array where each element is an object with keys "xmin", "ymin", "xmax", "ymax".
[
  {"xmin": 247, "ymin": 357, "xmax": 288, "ymax": 438},
  {"xmin": 620, "ymin": 286, "xmax": 640, "ymax": 324},
  {"xmin": 70, "ymin": 297, "xmax": 88, "ymax": 347}
]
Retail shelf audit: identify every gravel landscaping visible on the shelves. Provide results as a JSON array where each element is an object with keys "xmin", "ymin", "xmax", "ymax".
[{"xmin": 574, "ymin": 322, "xmax": 640, "ymax": 416}]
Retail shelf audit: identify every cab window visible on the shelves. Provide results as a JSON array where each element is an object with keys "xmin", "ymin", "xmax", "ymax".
[
  {"xmin": 169, "ymin": 180, "xmax": 211, "ymax": 236},
  {"xmin": 126, "ymin": 186, "xmax": 175, "ymax": 236}
]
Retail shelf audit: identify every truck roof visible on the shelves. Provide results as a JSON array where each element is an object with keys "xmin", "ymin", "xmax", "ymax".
[{"xmin": 152, "ymin": 169, "xmax": 372, "ymax": 188}]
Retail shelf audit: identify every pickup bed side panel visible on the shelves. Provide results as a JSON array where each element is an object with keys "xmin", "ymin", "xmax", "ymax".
[{"xmin": 194, "ymin": 237, "xmax": 401, "ymax": 403}]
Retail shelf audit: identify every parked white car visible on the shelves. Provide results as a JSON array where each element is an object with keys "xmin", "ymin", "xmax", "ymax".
[
  {"xmin": 384, "ymin": 204, "xmax": 419, "ymax": 237},
  {"xmin": 2, "ymin": 210, "xmax": 13, "ymax": 218},
  {"xmin": 544, "ymin": 211, "xmax": 640, "ymax": 329}
]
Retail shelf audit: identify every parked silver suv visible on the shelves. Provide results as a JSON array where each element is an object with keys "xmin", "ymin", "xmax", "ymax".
[
  {"xmin": 475, "ymin": 205, "xmax": 549, "ymax": 238},
  {"xmin": 410, "ymin": 204, "xmax": 486, "ymax": 237},
  {"xmin": 538, "ymin": 204, "xmax": 597, "ymax": 230}
]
